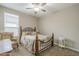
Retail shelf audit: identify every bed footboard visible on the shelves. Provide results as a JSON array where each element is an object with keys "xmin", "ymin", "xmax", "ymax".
[
  {"xmin": 51, "ymin": 33, "xmax": 54, "ymax": 46},
  {"xmin": 34, "ymin": 32, "xmax": 54, "ymax": 56}
]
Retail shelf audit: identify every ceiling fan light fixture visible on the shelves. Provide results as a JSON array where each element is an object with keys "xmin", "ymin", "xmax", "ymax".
[{"xmin": 34, "ymin": 7, "xmax": 40, "ymax": 12}]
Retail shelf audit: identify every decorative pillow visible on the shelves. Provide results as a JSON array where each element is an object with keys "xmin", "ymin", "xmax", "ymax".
[
  {"xmin": 25, "ymin": 32, "xmax": 31, "ymax": 35},
  {"xmin": 31, "ymin": 32, "xmax": 36, "ymax": 35},
  {"xmin": 22, "ymin": 32, "xmax": 26, "ymax": 36},
  {"xmin": 22, "ymin": 32, "xmax": 32, "ymax": 35}
]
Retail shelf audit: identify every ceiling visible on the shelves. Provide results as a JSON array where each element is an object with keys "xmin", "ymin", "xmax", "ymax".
[{"xmin": 0, "ymin": 3, "xmax": 78, "ymax": 17}]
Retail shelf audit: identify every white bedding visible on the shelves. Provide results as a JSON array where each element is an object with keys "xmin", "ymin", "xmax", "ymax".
[
  {"xmin": 38, "ymin": 34, "xmax": 51, "ymax": 42},
  {"xmin": 21, "ymin": 34, "xmax": 51, "ymax": 52}
]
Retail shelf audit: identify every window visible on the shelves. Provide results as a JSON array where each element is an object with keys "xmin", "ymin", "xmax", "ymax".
[{"xmin": 4, "ymin": 12, "xmax": 19, "ymax": 36}]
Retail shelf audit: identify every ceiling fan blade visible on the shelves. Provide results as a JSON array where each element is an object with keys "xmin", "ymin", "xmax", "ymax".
[
  {"xmin": 41, "ymin": 3, "xmax": 47, "ymax": 6},
  {"xmin": 41, "ymin": 9, "xmax": 46, "ymax": 12},
  {"xmin": 26, "ymin": 8, "xmax": 32, "ymax": 9},
  {"xmin": 32, "ymin": 3, "xmax": 40, "ymax": 6}
]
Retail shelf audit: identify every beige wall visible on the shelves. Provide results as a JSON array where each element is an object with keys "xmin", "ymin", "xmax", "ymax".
[
  {"xmin": 0, "ymin": 6, "xmax": 37, "ymax": 32},
  {"xmin": 0, "ymin": 6, "xmax": 4, "ymax": 32},
  {"xmin": 37, "ymin": 5, "xmax": 79, "ymax": 51}
]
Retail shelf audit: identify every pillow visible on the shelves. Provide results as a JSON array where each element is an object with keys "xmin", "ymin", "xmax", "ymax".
[
  {"xmin": 22, "ymin": 32, "xmax": 32, "ymax": 35},
  {"xmin": 22, "ymin": 32, "xmax": 26, "ymax": 36},
  {"xmin": 25, "ymin": 32, "xmax": 31, "ymax": 35},
  {"xmin": 31, "ymin": 32, "xmax": 36, "ymax": 35}
]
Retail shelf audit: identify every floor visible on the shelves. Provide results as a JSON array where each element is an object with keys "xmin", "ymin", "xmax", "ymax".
[{"xmin": 11, "ymin": 45, "xmax": 79, "ymax": 56}]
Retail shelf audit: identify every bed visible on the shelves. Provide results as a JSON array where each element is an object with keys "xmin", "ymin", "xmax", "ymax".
[{"xmin": 20, "ymin": 27, "xmax": 54, "ymax": 55}]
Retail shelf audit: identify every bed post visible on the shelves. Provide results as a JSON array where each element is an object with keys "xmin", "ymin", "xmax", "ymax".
[
  {"xmin": 19, "ymin": 26, "xmax": 22, "ymax": 44},
  {"xmin": 35, "ymin": 32, "xmax": 39, "ymax": 56},
  {"xmin": 51, "ymin": 33, "xmax": 54, "ymax": 46}
]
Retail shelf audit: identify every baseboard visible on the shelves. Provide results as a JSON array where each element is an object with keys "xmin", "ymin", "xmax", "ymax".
[
  {"xmin": 54, "ymin": 43, "xmax": 65, "ymax": 48},
  {"xmin": 54, "ymin": 43, "xmax": 79, "ymax": 52},
  {"xmin": 66, "ymin": 46, "xmax": 79, "ymax": 52},
  {"xmin": 54, "ymin": 43, "xmax": 58, "ymax": 46}
]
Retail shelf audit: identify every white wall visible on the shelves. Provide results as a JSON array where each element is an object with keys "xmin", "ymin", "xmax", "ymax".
[
  {"xmin": 37, "ymin": 5, "xmax": 79, "ymax": 51},
  {"xmin": 0, "ymin": 6, "xmax": 37, "ymax": 32}
]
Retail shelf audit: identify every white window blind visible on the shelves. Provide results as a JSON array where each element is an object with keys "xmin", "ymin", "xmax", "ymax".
[{"xmin": 4, "ymin": 13, "xmax": 19, "ymax": 36}]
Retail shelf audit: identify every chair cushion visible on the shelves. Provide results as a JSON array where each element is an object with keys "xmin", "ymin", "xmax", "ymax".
[{"xmin": 0, "ymin": 39, "xmax": 13, "ymax": 54}]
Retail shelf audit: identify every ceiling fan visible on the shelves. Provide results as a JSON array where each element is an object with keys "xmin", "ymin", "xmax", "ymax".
[{"xmin": 26, "ymin": 3, "xmax": 47, "ymax": 14}]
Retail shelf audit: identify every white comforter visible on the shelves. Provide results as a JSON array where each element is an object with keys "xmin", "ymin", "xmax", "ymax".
[{"xmin": 21, "ymin": 34, "xmax": 50, "ymax": 52}]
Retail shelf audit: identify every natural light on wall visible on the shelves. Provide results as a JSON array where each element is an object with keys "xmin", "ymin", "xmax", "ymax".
[{"xmin": 4, "ymin": 12, "xmax": 19, "ymax": 36}]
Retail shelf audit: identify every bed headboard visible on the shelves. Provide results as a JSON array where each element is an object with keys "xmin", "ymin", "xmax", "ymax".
[
  {"xmin": 22, "ymin": 27, "xmax": 35, "ymax": 32},
  {"xmin": 19, "ymin": 26, "xmax": 36, "ymax": 44}
]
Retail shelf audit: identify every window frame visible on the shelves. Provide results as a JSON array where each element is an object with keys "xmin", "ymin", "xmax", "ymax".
[{"xmin": 4, "ymin": 12, "xmax": 19, "ymax": 36}]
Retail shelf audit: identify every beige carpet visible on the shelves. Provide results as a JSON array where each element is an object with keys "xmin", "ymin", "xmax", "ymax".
[
  {"xmin": 11, "ymin": 46, "xmax": 34, "ymax": 56},
  {"xmin": 11, "ymin": 45, "xmax": 79, "ymax": 56}
]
